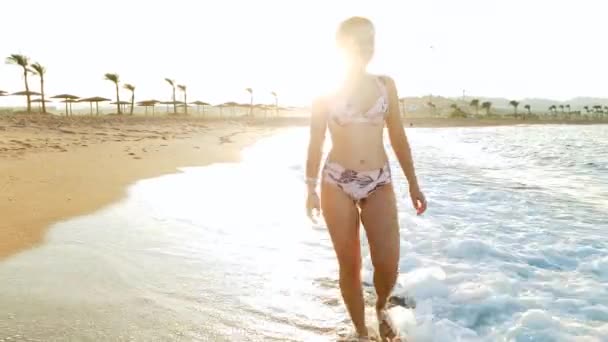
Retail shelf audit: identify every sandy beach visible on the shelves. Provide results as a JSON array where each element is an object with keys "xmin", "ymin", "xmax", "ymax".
[{"xmin": 0, "ymin": 114, "xmax": 277, "ymax": 260}]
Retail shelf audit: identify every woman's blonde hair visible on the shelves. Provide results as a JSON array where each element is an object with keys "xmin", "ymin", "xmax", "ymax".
[{"xmin": 335, "ymin": 16, "xmax": 375, "ymax": 44}]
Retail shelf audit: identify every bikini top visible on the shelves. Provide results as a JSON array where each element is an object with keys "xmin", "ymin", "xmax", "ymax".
[{"xmin": 327, "ymin": 76, "xmax": 389, "ymax": 126}]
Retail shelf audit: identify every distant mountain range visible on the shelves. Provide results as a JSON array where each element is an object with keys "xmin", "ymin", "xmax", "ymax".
[{"xmin": 402, "ymin": 95, "xmax": 608, "ymax": 111}]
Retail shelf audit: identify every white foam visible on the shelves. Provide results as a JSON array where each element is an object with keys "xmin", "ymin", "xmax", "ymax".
[{"xmin": 397, "ymin": 267, "xmax": 449, "ymax": 300}]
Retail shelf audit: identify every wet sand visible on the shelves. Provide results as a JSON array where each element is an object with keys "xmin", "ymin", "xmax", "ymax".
[{"xmin": 0, "ymin": 115, "xmax": 276, "ymax": 260}]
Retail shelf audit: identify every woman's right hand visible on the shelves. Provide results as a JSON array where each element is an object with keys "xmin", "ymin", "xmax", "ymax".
[{"xmin": 306, "ymin": 191, "xmax": 321, "ymax": 223}]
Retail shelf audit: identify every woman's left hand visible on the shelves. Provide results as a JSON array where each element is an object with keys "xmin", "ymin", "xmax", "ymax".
[{"xmin": 409, "ymin": 186, "xmax": 427, "ymax": 215}]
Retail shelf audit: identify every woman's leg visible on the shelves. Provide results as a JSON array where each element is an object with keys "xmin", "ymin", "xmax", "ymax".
[
  {"xmin": 321, "ymin": 181, "xmax": 367, "ymax": 336},
  {"xmin": 359, "ymin": 183, "xmax": 401, "ymax": 339}
]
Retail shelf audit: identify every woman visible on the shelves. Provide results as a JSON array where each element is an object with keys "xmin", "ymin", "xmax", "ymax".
[{"xmin": 305, "ymin": 17, "xmax": 427, "ymax": 341}]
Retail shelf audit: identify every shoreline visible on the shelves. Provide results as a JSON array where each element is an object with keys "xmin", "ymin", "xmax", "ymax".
[
  {"xmin": 0, "ymin": 114, "xmax": 606, "ymax": 260},
  {"xmin": 0, "ymin": 115, "xmax": 277, "ymax": 260}
]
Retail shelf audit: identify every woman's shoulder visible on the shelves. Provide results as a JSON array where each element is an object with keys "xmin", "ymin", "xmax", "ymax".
[{"xmin": 372, "ymin": 73, "xmax": 396, "ymax": 86}]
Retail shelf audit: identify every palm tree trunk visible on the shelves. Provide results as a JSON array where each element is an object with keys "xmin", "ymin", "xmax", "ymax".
[
  {"xmin": 115, "ymin": 83, "xmax": 122, "ymax": 114},
  {"xmin": 130, "ymin": 92, "xmax": 135, "ymax": 115},
  {"xmin": 274, "ymin": 97, "xmax": 278, "ymax": 117},
  {"xmin": 172, "ymin": 88, "xmax": 176, "ymax": 113},
  {"xmin": 40, "ymin": 77, "xmax": 46, "ymax": 113},
  {"xmin": 23, "ymin": 68, "xmax": 31, "ymax": 113},
  {"xmin": 184, "ymin": 92, "xmax": 188, "ymax": 114}
]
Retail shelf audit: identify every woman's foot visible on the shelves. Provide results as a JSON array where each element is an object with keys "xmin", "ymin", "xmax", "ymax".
[
  {"xmin": 377, "ymin": 308, "xmax": 402, "ymax": 342},
  {"xmin": 339, "ymin": 333, "xmax": 374, "ymax": 341}
]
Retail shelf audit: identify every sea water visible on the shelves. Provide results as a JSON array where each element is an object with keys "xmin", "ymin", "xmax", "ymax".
[{"xmin": 0, "ymin": 125, "xmax": 607, "ymax": 341}]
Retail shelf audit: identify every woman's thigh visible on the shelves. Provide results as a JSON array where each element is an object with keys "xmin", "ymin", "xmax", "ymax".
[
  {"xmin": 359, "ymin": 183, "xmax": 400, "ymax": 272},
  {"xmin": 321, "ymin": 182, "xmax": 361, "ymax": 268}
]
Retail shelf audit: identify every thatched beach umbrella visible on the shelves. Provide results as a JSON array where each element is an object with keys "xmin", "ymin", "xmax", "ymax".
[
  {"xmin": 177, "ymin": 103, "xmax": 193, "ymax": 112},
  {"xmin": 12, "ymin": 90, "xmax": 41, "ymax": 96},
  {"xmin": 79, "ymin": 96, "xmax": 111, "ymax": 115},
  {"xmin": 50, "ymin": 94, "xmax": 80, "ymax": 116},
  {"xmin": 254, "ymin": 103, "xmax": 274, "ymax": 118},
  {"xmin": 190, "ymin": 100, "xmax": 210, "ymax": 115},
  {"xmin": 221, "ymin": 101, "xmax": 239, "ymax": 117},
  {"xmin": 0, "ymin": 90, "xmax": 7, "ymax": 96},
  {"xmin": 160, "ymin": 100, "xmax": 185, "ymax": 113},
  {"xmin": 60, "ymin": 99, "xmax": 79, "ymax": 115},
  {"xmin": 31, "ymin": 98, "xmax": 51, "ymax": 113},
  {"xmin": 111, "ymin": 101, "xmax": 131, "ymax": 114},
  {"xmin": 137, "ymin": 100, "xmax": 160, "ymax": 115},
  {"xmin": 12, "ymin": 90, "xmax": 42, "ymax": 112}
]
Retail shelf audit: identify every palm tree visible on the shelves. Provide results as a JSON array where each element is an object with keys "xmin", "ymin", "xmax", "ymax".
[
  {"xmin": 593, "ymin": 105, "xmax": 603, "ymax": 115},
  {"xmin": 123, "ymin": 84, "xmax": 135, "ymax": 115},
  {"xmin": 559, "ymin": 105, "xmax": 565, "ymax": 114},
  {"xmin": 481, "ymin": 101, "xmax": 492, "ymax": 116},
  {"xmin": 245, "ymin": 87, "xmax": 253, "ymax": 117},
  {"xmin": 565, "ymin": 104, "xmax": 571, "ymax": 114},
  {"xmin": 271, "ymin": 91, "xmax": 278, "ymax": 117},
  {"xmin": 427, "ymin": 101, "xmax": 437, "ymax": 116},
  {"xmin": 583, "ymin": 106, "xmax": 590, "ymax": 114},
  {"xmin": 30, "ymin": 62, "xmax": 47, "ymax": 113},
  {"xmin": 165, "ymin": 78, "xmax": 177, "ymax": 113},
  {"xmin": 104, "ymin": 73, "xmax": 122, "ymax": 114},
  {"xmin": 548, "ymin": 105, "xmax": 557, "ymax": 116},
  {"xmin": 6, "ymin": 54, "xmax": 32, "ymax": 113},
  {"xmin": 469, "ymin": 99, "xmax": 480, "ymax": 115},
  {"xmin": 178, "ymin": 84, "xmax": 187, "ymax": 114},
  {"xmin": 524, "ymin": 104, "xmax": 531, "ymax": 120},
  {"xmin": 509, "ymin": 100, "xmax": 520, "ymax": 115}
]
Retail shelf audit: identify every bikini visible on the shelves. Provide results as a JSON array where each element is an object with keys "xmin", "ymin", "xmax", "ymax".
[{"xmin": 321, "ymin": 76, "xmax": 392, "ymax": 202}]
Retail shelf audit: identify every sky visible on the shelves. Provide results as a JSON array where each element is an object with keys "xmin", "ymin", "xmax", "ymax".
[{"xmin": 1, "ymin": 0, "xmax": 607, "ymax": 107}]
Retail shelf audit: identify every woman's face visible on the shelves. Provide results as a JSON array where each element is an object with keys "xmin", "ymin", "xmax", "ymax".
[{"xmin": 338, "ymin": 25, "xmax": 375, "ymax": 68}]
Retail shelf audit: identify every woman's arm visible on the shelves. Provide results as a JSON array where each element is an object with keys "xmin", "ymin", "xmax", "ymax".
[
  {"xmin": 383, "ymin": 76, "xmax": 420, "ymax": 190},
  {"xmin": 305, "ymin": 97, "xmax": 328, "ymax": 193}
]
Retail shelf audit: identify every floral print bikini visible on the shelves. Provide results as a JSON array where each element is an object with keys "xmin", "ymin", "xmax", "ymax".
[{"xmin": 322, "ymin": 76, "xmax": 392, "ymax": 202}]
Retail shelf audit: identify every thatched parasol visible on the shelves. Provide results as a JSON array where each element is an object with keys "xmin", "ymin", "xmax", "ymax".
[
  {"xmin": 137, "ymin": 100, "xmax": 160, "ymax": 115},
  {"xmin": 12, "ymin": 90, "xmax": 41, "ymax": 96},
  {"xmin": 79, "ymin": 96, "xmax": 111, "ymax": 115},
  {"xmin": 190, "ymin": 100, "xmax": 210, "ymax": 115},
  {"xmin": 11, "ymin": 91, "xmax": 42, "ymax": 112},
  {"xmin": 31, "ymin": 98, "xmax": 51, "ymax": 113},
  {"xmin": 220, "ymin": 101, "xmax": 240, "ymax": 117},
  {"xmin": 111, "ymin": 101, "xmax": 131, "ymax": 114},
  {"xmin": 160, "ymin": 100, "xmax": 185, "ymax": 113},
  {"xmin": 60, "ymin": 99, "xmax": 79, "ymax": 115},
  {"xmin": 51, "ymin": 94, "xmax": 80, "ymax": 116},
  {"xmin": 0, "ymin": 90, "xmax": 7, "ymax": 96}
]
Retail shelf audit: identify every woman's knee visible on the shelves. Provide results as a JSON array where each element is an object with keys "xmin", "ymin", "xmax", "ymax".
[
  {"xmin": 372, "ymin": 253, "xmax": 398, "ymax": 280},
  {"xmin": 338, "ymin": 256, "xmax": 362, "ymax": 280}
]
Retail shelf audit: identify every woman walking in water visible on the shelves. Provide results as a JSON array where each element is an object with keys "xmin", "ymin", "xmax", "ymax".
[{"xmin": 305, "ymin": 17, "xmax": 427, "ymax": 341}]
